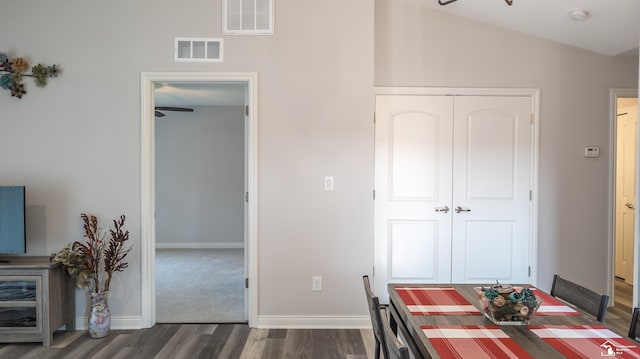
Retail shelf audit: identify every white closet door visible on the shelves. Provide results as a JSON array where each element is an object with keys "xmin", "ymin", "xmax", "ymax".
[
  {"xmin": 450, "ymin": 96, "xmax": 532, "ymax": 283},
  {"xmin": 374, "ymin": 95, "xmax": 454, "ymax": 298}
]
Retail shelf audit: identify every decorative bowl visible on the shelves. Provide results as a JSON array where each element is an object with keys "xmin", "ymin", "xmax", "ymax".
[{"xmin": 478, "ymin": 284, "xmax": 542, "ymax": 325}]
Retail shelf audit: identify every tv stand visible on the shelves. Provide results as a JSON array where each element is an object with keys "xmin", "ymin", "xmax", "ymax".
[{"xmin": 0, "ymin": 256, "xmax": 75, "ymax": 346}]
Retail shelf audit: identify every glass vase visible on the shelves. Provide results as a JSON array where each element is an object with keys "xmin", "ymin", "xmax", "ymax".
[{"xmin": 88, "ymin": 291, "xmax": 110, "ymax": 338}]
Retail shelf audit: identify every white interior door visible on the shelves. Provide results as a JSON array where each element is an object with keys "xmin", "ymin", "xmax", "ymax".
[
  {"xmin": 374, "ymin": 95, "xmax": 454, "ymax": 297},
  {"xmin": 374, "ymin": 91, "xmax": 535, "ymax": 300},
  {"xmin": 616, "ymin": 105, "xmax": 637, "ymax": 285},
  {"xmin": 450, "ymin": 96, "xmax": 533, "ymax": 283}
]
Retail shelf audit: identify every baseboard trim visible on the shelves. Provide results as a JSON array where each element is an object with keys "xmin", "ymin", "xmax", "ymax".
[
  {"xmin": 254, "ymin": 315, "xmax": 370, "ymax": 329},
  {"xmin": 155, "ymin": 242, "xmax": 244, "ymax": 249},
  {"xmin": 75, "ymin": 316, "xmax": 142, "ymax": 330},
  {"xmin": 74, "ymin": 315, "xmax": 370, "ymax": 330}
]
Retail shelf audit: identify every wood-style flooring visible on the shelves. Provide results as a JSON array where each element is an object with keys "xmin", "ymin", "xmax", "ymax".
[
  {"xmin": 0, "ymin": 325, "xmax": 375, "ymax": 359},
  {"xmin": 0, "ymin": 280, "xmax": 635, "ymax": 359}
]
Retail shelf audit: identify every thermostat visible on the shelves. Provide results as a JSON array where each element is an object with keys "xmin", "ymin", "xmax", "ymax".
[{"xmin": 584, "ymin": 146, "xmax": 600, "ymax": 158}]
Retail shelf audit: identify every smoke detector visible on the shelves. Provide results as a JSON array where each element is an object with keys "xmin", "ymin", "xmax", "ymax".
[{"xmin": 569, "ymin": 9, "xmax": 590, "ymax": 21}]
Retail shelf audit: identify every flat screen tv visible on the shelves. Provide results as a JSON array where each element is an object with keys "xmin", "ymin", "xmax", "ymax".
[{"xmin": 0, "ymin": 186, "xmax": 26, "ymax": 256}]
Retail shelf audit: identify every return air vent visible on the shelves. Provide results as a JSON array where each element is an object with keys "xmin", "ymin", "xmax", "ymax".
[
  {"xmin": 174, "ymin": 38, "xmax": 223, "ymax": 62},
  {"xmin": 223, "ymin": 0, "xmax": 274, "ymax": 35}
]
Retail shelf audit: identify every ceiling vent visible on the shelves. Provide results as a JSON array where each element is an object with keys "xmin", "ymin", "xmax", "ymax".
[{"xmin": 174, "ymin": 38, "xmax": 223, "ymax": 62}]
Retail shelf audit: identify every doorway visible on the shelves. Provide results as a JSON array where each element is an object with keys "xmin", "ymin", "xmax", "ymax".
[
  {"xmin": 140, "ymin": 72, "xmax": 259, "ymax": 328},
  {"xmin": 611, "ymin": 89, "xmax": 639, "ymax": 314},
  {"xmin": 154, "ymin": 85, "xmax": 246, "ymax": 322}
]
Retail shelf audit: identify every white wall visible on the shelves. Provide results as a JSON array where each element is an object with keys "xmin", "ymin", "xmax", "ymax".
[
  {"xmin": 0, "ymin": 0, "xmax": 375, "ymax": 324},
  {"xmin": 155, "ymin": 105, "xmax": 244, "ymax": 248},
  {"xmin": 375, "ymin": 0, "xmax": 639, "ymax": 293},
  {"xmin": 1, "ymin": 0, "xmax": 637, "ymax": 327}
]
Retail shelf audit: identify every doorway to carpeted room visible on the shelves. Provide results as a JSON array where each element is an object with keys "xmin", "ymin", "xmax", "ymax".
[{"xmin": 155, "ymin": 248, "xmax": 245, "ymax": 323}]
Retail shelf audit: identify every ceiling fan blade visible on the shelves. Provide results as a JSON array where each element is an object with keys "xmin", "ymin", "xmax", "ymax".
[
  {"xmin": 155, "ymin": 106, "xmax": 194, "ymax": 112},
  {"xmin": 155, "ymin": 110, "xmax": 165, "ymax": 117}
]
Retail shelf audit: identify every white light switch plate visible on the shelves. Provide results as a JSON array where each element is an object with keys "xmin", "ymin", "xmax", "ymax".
[
  {"xmin": 324, "ymin": 176, "xmax": 334, "ymax": 191},
  {"xmin": 312, "ymin": 276, "xmax": 322, "ymax": 291}
]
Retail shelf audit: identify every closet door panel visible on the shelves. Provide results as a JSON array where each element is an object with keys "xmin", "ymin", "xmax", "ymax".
[
  {"xmin": 374, "ymin": 95, "xmax": 454, "ymax": 301},
  {"xmin": 451, "ymin": 96, "xmax": 532, "ymax": 283}
]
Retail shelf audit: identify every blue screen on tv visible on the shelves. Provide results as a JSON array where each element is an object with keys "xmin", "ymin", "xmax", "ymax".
[{"xmin": 0, "ymin": 186, "xmax": 26, "ymax": 254}]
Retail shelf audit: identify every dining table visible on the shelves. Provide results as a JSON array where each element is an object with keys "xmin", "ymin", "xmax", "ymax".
[{"xmin": 388, "ymin": 283, "xmax": 640, "ymax": 359}]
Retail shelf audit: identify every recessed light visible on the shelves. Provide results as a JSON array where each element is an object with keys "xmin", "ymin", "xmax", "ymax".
[{"xmin": 569, "ymin": 9, "xmax": 590, "ymax": 21}]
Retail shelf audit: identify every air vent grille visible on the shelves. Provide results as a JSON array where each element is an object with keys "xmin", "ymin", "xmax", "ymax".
[{"xmin": 174, "ymin": 38, "xmax": 223, "ymax": 62}]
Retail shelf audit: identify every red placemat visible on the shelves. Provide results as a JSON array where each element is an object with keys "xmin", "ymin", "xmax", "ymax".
[
  {"xmin": 422, "ymin": 325, "xmax": 534, "ymax": 358},
  {"xmin": 528, "ymin": 288, "xmax": 580, "ymax": 316},
  {"xmin": 529, "ymin": 324, "xmax": 640, "ymax": 358},
  {"xmin": 396, "ymin": 287, "xmax": 481, "ymax": 315}
]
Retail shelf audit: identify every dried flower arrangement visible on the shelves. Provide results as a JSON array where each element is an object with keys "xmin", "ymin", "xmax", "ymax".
[
  {"xmin": 54, "ymin": 213, "xmax": 132, "ymax": 294},
  {"xmin": 0, "ymin": 51, "xmax": 60, "ymax": 99}
]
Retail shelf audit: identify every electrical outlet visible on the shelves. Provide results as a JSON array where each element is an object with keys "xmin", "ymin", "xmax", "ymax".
[{"xmin": 312, "ymin": 276, "xmax": 322, "ymax": 291}]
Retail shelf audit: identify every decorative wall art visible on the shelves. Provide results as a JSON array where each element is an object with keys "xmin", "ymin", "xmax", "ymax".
[{"xmin": 0, "ymin": 52, "xmax": 60, "ymax": 99}]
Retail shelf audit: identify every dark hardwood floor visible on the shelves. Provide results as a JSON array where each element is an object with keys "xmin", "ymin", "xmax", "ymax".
[
  {"xmin": 0, "ymin": 325, "xmax": 375, "ymax": 359},
  {"xmin": 0, "ymin": 280, "xmax": 634, "ymax": 359},
  {"xmin": 607, "ymin": 277, "xmax": 634, "ymax": 336}
]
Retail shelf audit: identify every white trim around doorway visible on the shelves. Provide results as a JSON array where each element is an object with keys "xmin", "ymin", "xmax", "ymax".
[
  {"xmin": 140, "ymin": 72, "xmax": 259, "ymax": 328},
  {"xmin": 608, "ymin": 88, "xmax": 639, "ymax": 308}
]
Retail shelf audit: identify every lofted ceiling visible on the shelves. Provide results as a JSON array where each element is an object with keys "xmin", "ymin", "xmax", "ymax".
[
  {"xmin": 421, "ymin": 0, "xmax": 640, "ymax": 56},
  {"xmin": 154, "ymin": 1, "xmax": 639, "ymax": 109}
]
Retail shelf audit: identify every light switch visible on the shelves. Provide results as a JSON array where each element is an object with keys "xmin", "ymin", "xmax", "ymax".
[
  {"xmin": 312, "ymin": 276, "xmax": 322, "ymax": 291},
  {"xmin": 324, "ymin": 176, "xmax": 334, "ymax": 191}
]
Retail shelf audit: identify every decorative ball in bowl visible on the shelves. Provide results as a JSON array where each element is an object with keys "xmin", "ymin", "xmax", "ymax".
[{"xmin": 478, "ymin": 284, "xmax": 542, "ymax": 325}]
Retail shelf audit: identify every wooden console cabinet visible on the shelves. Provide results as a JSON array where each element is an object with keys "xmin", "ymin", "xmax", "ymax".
[{"xmin": 0, "ymin": 256, "xmax": 75, "ymax": 347}]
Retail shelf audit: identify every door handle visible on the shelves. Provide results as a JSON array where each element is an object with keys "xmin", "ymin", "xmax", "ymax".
[
  {"xmin": 435, "ymin": 206, "xmax": 450, "ymax": 213},
  {"xmin": 626, "ymin": 202, "xmax": 635, "ymax": 210},
  {"xmin": 455, "ymin": 206, "xmax": 471, "ymax": 213}
]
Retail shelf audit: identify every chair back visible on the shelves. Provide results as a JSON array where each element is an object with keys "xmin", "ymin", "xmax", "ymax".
[
  {"xmin": 629, "ymin": 307, "xmax": 640, "ymax": 340},
  {"xmin": 550, "ymin": 274, "xmax": 609, "ymax": 322},
  {"xmin": 380, "ymin": 306, "xmax": 410, "ymax": 359},
  {"xmin": 363, "ymin": 275, "xmax": 389, "ymax": 359}
]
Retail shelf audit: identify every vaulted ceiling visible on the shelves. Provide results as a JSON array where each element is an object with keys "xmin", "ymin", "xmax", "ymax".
[{"xmin": 421, "ymin": 0, "xmax": 640, "ymax": 56}]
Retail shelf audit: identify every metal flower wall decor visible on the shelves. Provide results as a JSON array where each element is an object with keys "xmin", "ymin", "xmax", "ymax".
[{"xmin": 0, "ymin": 52, "xmax": 60, "ymax": 99}]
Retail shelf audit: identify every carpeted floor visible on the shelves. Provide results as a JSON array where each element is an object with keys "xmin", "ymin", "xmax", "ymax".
[{"xmin": 155, "ymin": 248, "xmax": 245, "ymax": 323}]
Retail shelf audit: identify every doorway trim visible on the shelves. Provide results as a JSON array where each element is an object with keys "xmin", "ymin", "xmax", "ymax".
[
  {"xmin": 608, "ymin": 88, "xmax": 639, "ymax": 308},
  {"xmin": 140, "ymin": 72, "xmax": 259, "ymax": 328}
]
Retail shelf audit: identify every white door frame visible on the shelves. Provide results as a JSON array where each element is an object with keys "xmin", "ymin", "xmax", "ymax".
[
  {"xmin": 140, "ymin": 72, "xmax": 259, "ymax": 328},
  {"xmin": 373, "ymin": 87, "xmax": 540, "ymax": 290},
  {"xmin": 608, "ymin": 88, "xmax": 639, "ymax": 307}
]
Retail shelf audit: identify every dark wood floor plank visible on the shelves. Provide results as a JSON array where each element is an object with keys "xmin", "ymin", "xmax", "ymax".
[
  {"xmin": 29, "ymin": 318, "xmax": 640, "ymax": 359},
  {"xmin": 239, "ymin": 328, "xmax": 269, "ymax": 359},
  {"xmin": 217, "ymin": 324, "xmax": 251, "ymax": 359},
  {"xmin": 195, "ymin": 322, "xmax": 234, "ymax": 359},
  {"xmin": 261, "ymin": 336, "xmax": 286, "ymax": 359},
  {"xmin": 334, "ymin": 329, "xmax": 368, "ymax": 357},
  {"xmin": 90, "ymin": 333, "xmax": 133, "ymax": 359},
  {"xmin": 155, "ymin": 325, "xmax": 204, "ymax": 359},
  {"xmin": 127, "ymin": 324, "xmax": 181, "ymax": 359},
  {"xmin": 267, "ymin": 328, "xmax": 287, "ymax": 339}
]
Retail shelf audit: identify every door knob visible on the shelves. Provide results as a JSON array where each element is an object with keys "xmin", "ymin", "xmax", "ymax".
[
  {"xmin": 435, "ymin": 206, "xmax": 450, "ymax": 213},
  {"xmin": 626, "ymin": 202, "xmax": 635, "ymax": 210},
  {"xmin": 455, "ymin": 206, "xmax": 471, "ymax": 213}
]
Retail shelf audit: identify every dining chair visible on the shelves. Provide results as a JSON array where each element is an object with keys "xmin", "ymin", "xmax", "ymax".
[
  {"xmin": 550, "ymin": 274, "xmax": 609, "ymax": 322},
  {"xmin": 379, "ymin": 306, "xmax": 410, "ymax": 359},
  {"xmin": 363, "ymin": 275, "xmax": 389, "ymax": 359},
  {"xmin": 628, "ymin": 307, "xmax": 640, "ymax": 340}
]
